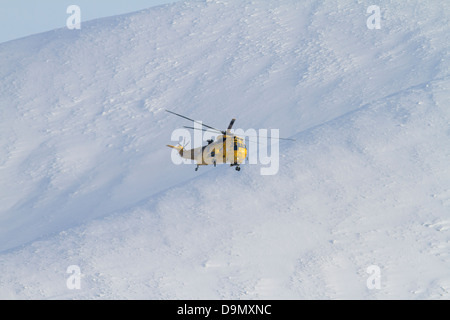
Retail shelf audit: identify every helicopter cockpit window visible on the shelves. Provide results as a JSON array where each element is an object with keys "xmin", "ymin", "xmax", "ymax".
[{"xmin": 234, "ymin": 141, "xmax": 245, "ymax": 150}]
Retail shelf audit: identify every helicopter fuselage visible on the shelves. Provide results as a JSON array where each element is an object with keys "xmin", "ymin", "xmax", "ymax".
[{"xmin": 172, "ymin": 135, "xmax": 247, "ymax": 167}]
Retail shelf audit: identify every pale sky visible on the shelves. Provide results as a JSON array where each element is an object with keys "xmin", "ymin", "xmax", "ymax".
[{"xmin": 0, "ymin": 0, "xmax": 180, "ymax": 44}]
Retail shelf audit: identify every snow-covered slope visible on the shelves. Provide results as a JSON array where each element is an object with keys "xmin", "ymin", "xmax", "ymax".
[{"xmin": 0, "ymin": 0, "xmax": 449, "ymax": 299}]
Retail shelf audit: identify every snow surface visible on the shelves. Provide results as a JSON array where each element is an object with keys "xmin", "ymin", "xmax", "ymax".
[{"xmin": 0, "ymin": 0, "xmax": 449, "ymax": 299}]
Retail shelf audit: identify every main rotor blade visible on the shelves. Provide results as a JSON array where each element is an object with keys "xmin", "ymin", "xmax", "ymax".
[
  {"xmin": 227, "ymin": 119, "xmax": 236, "ymax": 130},
  {"xmin": 166, "ymin": 109, "xmax": 224, "ymax": 133},
  {"xmin": 167, "ymin": 110, "xmax": 295, "ymax": 141},
  {"xmin": 230, "ymin": 132, "xmax": 296, "ymax": 141},
  {"xmin": 183, "ymin": 126, "xmax": 222, "ymax": 134},
  {"xmin": 270, "ymin": 137, "xmax": 296, "ymax": 141}
]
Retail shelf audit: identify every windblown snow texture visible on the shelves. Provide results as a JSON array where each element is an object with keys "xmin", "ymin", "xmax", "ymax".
[{"xmin": 0, "ymin": 0, "xmax": 449, "ymax": 299}]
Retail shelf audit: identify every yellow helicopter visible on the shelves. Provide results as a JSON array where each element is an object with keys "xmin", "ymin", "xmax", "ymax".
[{"xmin": 166, "ymin": 109, "xmax": 293, "ymax": 172}]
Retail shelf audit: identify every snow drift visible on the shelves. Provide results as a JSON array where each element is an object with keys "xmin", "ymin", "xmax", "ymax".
[{"xmin": 0, "ymin": 0, "xmax": 449, "ymax": 299}]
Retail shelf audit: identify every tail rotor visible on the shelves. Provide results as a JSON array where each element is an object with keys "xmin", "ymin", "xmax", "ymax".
[{"xmin": 167, "ymin": 137, "xmax": 190, "ymax": 157}]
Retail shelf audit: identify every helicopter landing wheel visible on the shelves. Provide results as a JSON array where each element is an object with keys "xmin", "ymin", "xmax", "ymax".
[{"xmin": 235, "ymin": 166, "xmax": 241, "ymax": 172}]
